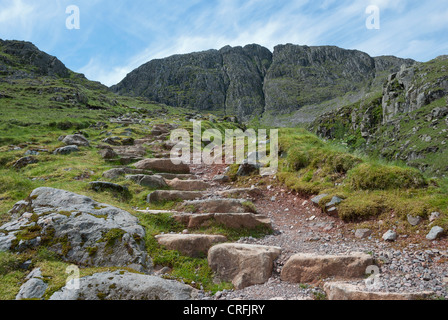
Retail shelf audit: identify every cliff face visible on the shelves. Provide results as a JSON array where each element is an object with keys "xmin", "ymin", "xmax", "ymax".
[
  {"xmin": 0, "ymin": 40, "xmax": 70, "ymax": 79},
  {"xmin": 311, "ymin": 56, "xmax": 448, "ymax": 176},
  {"xmin": 111, "ymin": 44, "xmax": 413, "ymax": 123},
  {"xmin": 111, "ymin": 44, "xmax": 272, "ymax": 122}
]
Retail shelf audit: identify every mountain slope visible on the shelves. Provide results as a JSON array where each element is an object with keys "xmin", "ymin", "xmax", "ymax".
[{"xmin": 111, "ymin": 43, "xmax": 414, "ymax": 124}]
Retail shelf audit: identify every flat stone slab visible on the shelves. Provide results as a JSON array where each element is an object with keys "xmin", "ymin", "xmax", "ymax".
[
  {"xmin": 281, "ymin": 252, "xmax": 374, "ymax": 284},
  {"xmin": 167, "ymin": 179, "xmax": 210, "ymax": 191},
  {"xmin": 126, "ymin": 174, "xmax": 168, "ymax": 189},
  {"xmin": 173, "ymin": 213, "xmax": 272, "ymax": 230},
  {"xmin": 134, "ymin": 158, "xmax": 190, "ymax": 174},
  {"xmin": 147, "ymin": 190, "xmax": 204, "ymax": 203},
  {"xmin": 208, "ymin": 243, "xmax": 282, "ymax": 290},
  {"xmin": 216, "ymin": 188, "xmax": 263, "ymax": 199},
  {"xmin": 179, "ymin": 199, "xmax": 257, "ymax": 214},
  {"xmin": 324, "ymin": 282, "xmax": 434, "ymax": 300},
  {"xmin": 155, "ymin": 234, "xmax": 227, "ymax": 257},
  {"xmin": 49, "ymin": 271, "xmax": 197, "ymax": 300}
]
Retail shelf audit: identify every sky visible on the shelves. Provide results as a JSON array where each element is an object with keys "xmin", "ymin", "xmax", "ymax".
[{"xmin": 1, "ymin": 0, "xmax": 447, "ymax": 87}]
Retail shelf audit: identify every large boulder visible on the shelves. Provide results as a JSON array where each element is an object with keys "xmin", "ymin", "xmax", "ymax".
[
  {"xmin": 134, "ymin": 158, "xmax": 190, "ymax": 174},
  {"xmin": 49, "ymin": 271, "xmax": 197, "ymax": 300},
  {"xmin": 15, "ymin": 268, "xmax": 48, "ymax": 300},
  {"xmin": 208, "ymin": 243, "xmax": 281, "ymax": 289},
  {"xmin": 0, "ymin": 188, "xmax": 152, "ymax": 273},
  {"xmin": 155, "ymin": 234, "xmax": 227, "ymax": 257},
  {"xmin": 281, "ymin": 253, "xmax": 374, "ymax": 284},
  {"xmin": 62, "ymin": 134, "xmax": 90, "ymax": 147}
]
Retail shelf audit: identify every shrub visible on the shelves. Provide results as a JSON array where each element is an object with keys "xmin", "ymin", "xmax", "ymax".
[{"xmin": 347, "ymin": 163, "xmax": 427, "ymax": 190}]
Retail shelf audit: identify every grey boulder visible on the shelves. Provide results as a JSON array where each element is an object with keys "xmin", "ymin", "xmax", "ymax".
[{"xmin": 49, "ymin": 271, "xmax": 197, "ymax": 300}]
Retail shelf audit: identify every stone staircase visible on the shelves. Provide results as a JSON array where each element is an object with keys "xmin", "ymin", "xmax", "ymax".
[
  {"xmin": 101, "ymin": 126, "xmax": 435, "ymax": 301},
  {"xmin": 128, "ymin": 154, "xmax": 433, "ymax": 300}
]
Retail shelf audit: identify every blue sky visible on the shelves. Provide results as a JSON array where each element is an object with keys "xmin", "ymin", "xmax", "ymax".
[{"xmin": 1, "ymin": 0, "xmax": 447, "ymax": 86}]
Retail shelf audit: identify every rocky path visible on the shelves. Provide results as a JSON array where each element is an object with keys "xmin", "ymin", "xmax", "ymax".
[
  {"xmin": 3, "ymin": 124, "xmax": 448, "ymax": 301},
  {"xmin": 159, "ymin": 158, "xmax": 448, "ymax": 300}
]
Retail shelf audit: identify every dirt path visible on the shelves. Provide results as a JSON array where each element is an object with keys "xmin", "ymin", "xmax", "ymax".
[{"xmin": 188, "ymin": 162, "xmax": 448, "ymax": 300}]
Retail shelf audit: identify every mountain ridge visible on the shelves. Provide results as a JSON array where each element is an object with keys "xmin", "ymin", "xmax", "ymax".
[{"xmin": 111, "ymin": 43, "xmax": 416, "ymax": 123}]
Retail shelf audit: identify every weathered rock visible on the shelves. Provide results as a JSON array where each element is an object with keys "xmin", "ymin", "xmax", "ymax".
[
  {"xmin": 310, "ymin": 194, "xmax": 329, "ymax": 205},
  {"xmin": 15, "ymin": 268, "xmax": 48, "ymax": 300},
  {"xmin": 212, "ymin": 175, "xmax": 230, "ymax": 183},
  {"xmin": 407, "ymin": 215, "xmax": 422, "ymax": 226},
  {"xmin": 155, "ymin": 234, "xmax": 227, "ymax": 257},
  {"xmin": 134, "ymin": 158, "xmax": 190, "ymax": 174},
  {"xmin": 180, "ymin": 199, "xmax": 257, "ymax": 214},
  {"xmin": 326, "ymin": 196, "xmax": 343, "ymax": 208},
  {"xmin": 280, "ymin": 253, "xmax": 374, "ymax": 284},
  {"xmin": 0, "ymin": 188, "xmax": 152, "ymax": 273},
  {"xmin": 324, "ymin": 282, "xmax": 434, "ymax": 300},
  {"xmin": 12, "ymin": 156, "xmax": 38, "ymax": 169},
  {"xmin": 157, "ymin": 173, "xmax": 197, "ymax": 180},
  {"xmin": 126, "ymin": 174, "xmax": 168, "ymax": 189},
  {"xmin": 53, "ymin": 145, "xmax": 79, "ymax": 155},
  {"xmin": 208, "ymin": 243, "xmax": 281, "ymax": 289},
  {"xmin": 89, "ymin": 181, "xmax": 129, "ymax": 195},
  {"xmin": 382, "ymin": 230, "xmax": 398, "ymax": 242},
  {"xmin": 49, "ymin": 271, "xmax": 197, "ymax": 300},
  {"xmin": 426, "ymin": 226, "xmax": 444, "ymax": 240},
  {"xmin": 236, "ymin": 162, "xmax": 260, "ymax": 176},
  {"xmin": 102, "ymin": 167, "xmax": 153, "ymax": 180},
  {"xmin": 216, "ymin": 188, "xmax": 263, "ymax": 199},
  {"xmin": 147, "ymin": 190, "xmax": 204, "ymax": 203},
  {"xmin": 430, "ymin": 212, "xmax": 441, "ymax": 222},
  {"xmin": 167, "ymin": 179, "xmax": 210, "ymax": 191},
  {"xmin": 62, "ymin": 134, "xmax": 90, "ymax": 147},
  {"xmin": 355, "ymin": 229, "xmax": 372, "ymax": 239},
  {"xmin": 173, "ymin": 213, "xmax": 272, "ymax": 230},
  {"xmin": 99, "ymin": 148, "xmax": 118, "ymax": 160}
]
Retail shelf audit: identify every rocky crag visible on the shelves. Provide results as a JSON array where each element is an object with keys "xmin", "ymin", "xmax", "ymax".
[{"xmin": 111, "ymin": 44, "xmax": 414, "ymax": 124}]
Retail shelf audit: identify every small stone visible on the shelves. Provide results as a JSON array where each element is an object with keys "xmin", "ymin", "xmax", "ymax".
[
  {"xmin": 407, "ymin": 215, "xmax": 422, "ymax": 226},
  {"xmin": 426, "ymin": 226, "xmax": 444, "ymax": 241},
  {"xmin": 382, "ymin": 230, "xmax": 398, "ymax": 242},
  {"xmin": 429, "ymin": 212, "xmax": 440, "ymax": 222},
  {"xmin": 355, "ymin": 229, "xmax": 372, "ymax": 239},
  {"xmin": 311, "ymin": 194, "xmax": 329, "ymax": 205}
]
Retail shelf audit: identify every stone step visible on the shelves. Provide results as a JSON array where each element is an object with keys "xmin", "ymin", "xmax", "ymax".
[
  {"xmin": 157, "ymin": 173, "xmax": 198, "ymax": 180},
  {"xmin": 147, "ymin": 190, "xmax": 205, "ymax": 203},
  {"xmin": 173, "ymin": 213, "xmax": 272, "ymax": 230},
  {"xmin": 134, "ymin": 158, "xmax": 190, "ymax": 174},
  {"xmin": 179, "ymin": 199, "xmax": 258, "ymax": 214},
  {"xmin": 216, "ymin": 188, "xmax": 263, "ymax": 200},
  {"xmin": 155, "ymin": 234, "xmax": 227, "ymax": 258},
  {"xmin": 126, "ymin": 174, "xmax": 168, "ymax": 189},
  {"xmin": 280, "ymin": 252, "xmax": 374, "ymax": 284},
  {"xmin": 208, "ymin": 243, "xmax": 282, "ymax": 290},
  {"xmin": 323, "ymin": 282, "xmax": 434, "ymax": 300},
  {"xmin": 166, "ymin": 179, "xmax": 211, "ymax": 191},
  {"xmin": 102, "ymin": 167, "xmax": 154, "ymax": 180}
]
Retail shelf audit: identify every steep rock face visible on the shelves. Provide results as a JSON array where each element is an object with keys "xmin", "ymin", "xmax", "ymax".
[
  {"xmin": 264, "ymin": 44, "xmax": 377, "ymax": 116},
  {"xmin": 311, "ymin": 56, "xmax": 448, "ymax": 176},
  {"xmin": 0, "ymin": 39, "xmax": 70, "ymax": 78},
  {"xmin": 112, "ymin": 43, "xmax": 411, "ymax": 123},
  {"xmin": 111, "ymin": 44, "xmax": 272, "ymax": 122},
  {"xmin": 382, "ymin": 57, "xmax": 448, "ymax": 123}
]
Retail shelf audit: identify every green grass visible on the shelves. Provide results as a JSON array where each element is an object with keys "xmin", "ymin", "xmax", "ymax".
[{"xmin": 275, "ymin": 128, "xmax": 448, "ymax": 225}]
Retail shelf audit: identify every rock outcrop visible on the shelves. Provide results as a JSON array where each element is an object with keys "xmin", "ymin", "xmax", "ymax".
[{"xmin": 0, "ymin": 187, "xmax": 152, "ymax": 273}]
